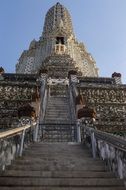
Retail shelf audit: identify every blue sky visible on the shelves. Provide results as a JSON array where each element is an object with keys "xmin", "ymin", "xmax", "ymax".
[{"xmin": 0, "ymin": 0, "xmax": 126, "ymax": 83}]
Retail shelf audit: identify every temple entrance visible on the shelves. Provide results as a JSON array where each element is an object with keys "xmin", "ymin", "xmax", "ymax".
[{"xmin": 56, "ymin": 37, "xmax": 65, "ymax": 45}]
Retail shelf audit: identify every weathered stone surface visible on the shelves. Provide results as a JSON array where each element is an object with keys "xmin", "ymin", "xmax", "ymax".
[
  {"xmin": 0, "ymin": 74, "xmax": 40, "ymax": 130},
  {"xmin": 16, "ymin": 3, "xmax": 98, "ymax": 77},
  {"xmin": 0, "ymin": 143, "xmax": 125, "ymax": 189},
  {"xmin": 77, "ymin": 79, "xmax": 126, "ymax": 134}
]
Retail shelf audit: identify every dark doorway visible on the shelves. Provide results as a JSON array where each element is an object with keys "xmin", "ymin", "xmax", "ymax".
[{"xmin": 56, "ymin": 37, "xmax": 65, "ymax": 45}]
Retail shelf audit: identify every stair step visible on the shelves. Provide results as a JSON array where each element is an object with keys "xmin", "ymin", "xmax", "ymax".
[
  {"xmin": 23, "ymin": 149, "xmax": 91, "ymax": 154},
  {"xmin": 43, "ymin": 122, "xmax": 71, "ymax": 125},
  {"xmin": 47, "ymin": 105, "xmax": 68, "ymax": 107},
  {"xmin": 47, "ymin": 101, "xmax": 68, "ymax": 103},
  {"xmin": 44, "ymin": 117, "xmax": 70, "ymax": 120},
  {"xmin": 0, "ymin": 177, "xmax": 124, "ymax": 187},
  {"xmin": 46, "ymin": 108, "xmax": 68, "ymax": 110},
  {"xmin": 40, "ymin": 137, "xmax": 74, "ymax": 139},
  {"xmin": 45, "ymin": 115, "xmax": 69, "ymax": 117},
  {"xmin": 47, "ymin": 104, "xmax": 68, "ymax": 106},
  {"xmin": 9, "ymin": 164, "xmax": 105, "ymax": 171},
  {"xmin": 44, "ymin": 119, "xmax": 70, "ymax": 122},
  {"xmin": 45, "ymin": 116, "xmax": 70, "ymax": 119},
  {"xmin": 45, "ymin": 111, "xmax": 69, "ymax": 113},
  {"xmin": 3, "ymin": 170, "xmax": 115, "ymax": 178},
  {"xmin": 29, "ymin": 142, "xmax": 83, "ymax": 147},
  {"xmin": 47, "ymin": 101, "xmax": 68, "ymax": 104},
  {"xmin": 43, "ymin": 122, "xmax": 72, "ymax": 124},
  {"xmin": 21, "ymin": 154, "xmax": 94, "ymax": 160},
  {"xmin": 0, "ymin": 143, "xmax": 125, "ymax": 189},
  {"xmin": 45, "ymin": 112, "xmax": 69, "ymax": 115},
  {"xmin": 44, "ymin": 119, "xmax": 70, "ymax": 121},
  {"xmin": 23, "ymin": 148, "xmax": 91, "ymax": 153},
  {"xmin": 47, "ymin": 102, "xmax": 68, "ymax": 104},
  {"xmin": 42, "ymin": 139, "xmax": 75, "ymax": 142},
  {"xmin": 22, "ymin": 151, "xmax": 92, "ymax": 157},
  {"xmin": 44, "ymin": 120, "xmax": 70, "ymax": 122},
  {"xmin": 45, "ymin": 112, "xmax": 70, "ymax": 115},
  {"xmin": 46, "ymin": 104, "xmax": 68, "ymax": 106},
  {"xmin": 0, "ymin": 187, "xmax": 125, "ymax": 190},
  {"xmin": 46, "ymin": 110, "xmax": 69, "ymax": 113},
  {"xmin": 48, "ymin": 97, "xmax": 68, "ymax": 100},
  {"xmin": 46, "ymin": 107, "xmax": 69, "ymax": 110},
  {"xmin": 13, "ymin": 160, "xmax": 104, "ymax": 167}
]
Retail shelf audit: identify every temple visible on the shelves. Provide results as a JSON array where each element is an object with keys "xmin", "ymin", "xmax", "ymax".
[
  {"xmin": 16, "ymin": 2, "xmax": 98, "ymax": 77},
  {"xmin": 0, "ymin": 2, "xmax": 126, "ymax": 188}
]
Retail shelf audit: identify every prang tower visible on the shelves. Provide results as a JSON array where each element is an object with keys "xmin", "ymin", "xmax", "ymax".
[{"xmin": 16, "ymin": 2, "xmax": 98, "ymax": 77}]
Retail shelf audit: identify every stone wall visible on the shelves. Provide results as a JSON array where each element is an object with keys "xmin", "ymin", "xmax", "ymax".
[
  {"xmin": 77, "ymin": 78, "xmax": 126, "ymax": 134},
  {"xmin": 0, "ymin": 74, "xmax": 40, "ymax": 130}
]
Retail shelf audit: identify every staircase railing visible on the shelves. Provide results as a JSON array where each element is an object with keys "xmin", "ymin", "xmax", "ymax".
[
  {"xmin": 81, "ymin": 123, "xmax": 126, "ymax": 181},
  {"xmin": 35, "ymin": 77, "xmax": 48, "ymax": 141},
  {"xmin": 0, "ymin": 122, "xmax": 36, "ymax": 172},
  {"xmin": 39, "ymin": 123, "xmax": 77, "ymax": 142},
  {"xmin": 39, "ymin": 82, "xmax": 47, "ymax": 123},
  {"xmin": 69, "ymin": 82, "xmax": 77, "ymax": 123}
]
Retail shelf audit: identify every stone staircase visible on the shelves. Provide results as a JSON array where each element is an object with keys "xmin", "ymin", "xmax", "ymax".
[
  {"xmin": 41, "ymin": 96, "xmax": 76, "ymax": 142},
  {"xmin": 43, "ymin": 54, "xmax": 78, "ymax": 78},
  {"xmin": 0, "ymin": 143, "xmax": 125, "ymax": 189},
  {"xmin": 44, "ymin": 96, "xmax": 71, "ymax": 123}
]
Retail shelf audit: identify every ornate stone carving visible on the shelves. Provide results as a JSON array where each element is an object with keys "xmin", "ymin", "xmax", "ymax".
[
  {"xmin": 47, "ymin": 78, "xmax": 69, "ymax": 86},
  {"xmin": 16, "ymin": 3, "xmax": 98, "ymax": 77},
  {"xmin": 77, "ymin": 81, "xmax": 126, "ymax": 133},
  {"xmin": 0, "ymin": 74, "xmax": 40, "ymax": 130}
]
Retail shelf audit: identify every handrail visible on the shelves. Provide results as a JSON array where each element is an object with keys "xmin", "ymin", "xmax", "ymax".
[
  {"xmin": 69, "ymin": 83, "xmax": 77, "ymax": 123},
  {"xmin": 94, "ymin": 129, "xmax": 126, "ymax": 152},
  {"xmin": 39, "ymin": 78, "xmax": 47, "ymax": 123},
  {"xmin": 83, "ymin": 126, "xmax": 126, "ymax": 152},
  {"xmin": 34, "ymin": 77, "xmax": 47, "ymax": 141},
  {"xmin": 0, "ymin": 122, "xmax": 37, "ymax": 171},
  {"xmin": 81, "ymin": 124, "xmax": 126, "ymax": 180},
  {"xmin": 0, "ymin": 122, "xmax": 36, "ymax": 140}
]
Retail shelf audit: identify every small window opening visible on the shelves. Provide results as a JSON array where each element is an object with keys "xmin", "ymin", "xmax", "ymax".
[{"xmin": 56, "ymin": 37, "xmax": 64, "ymax": 45}]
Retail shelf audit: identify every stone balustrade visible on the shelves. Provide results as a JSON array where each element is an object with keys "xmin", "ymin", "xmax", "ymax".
[
  {"xmin": 0, "ymin": 119, "xmax": 37, "ymax": 172},
  {"xmin": 81, "ymin": 123, "xmax": 126, "ymax": 183}
]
